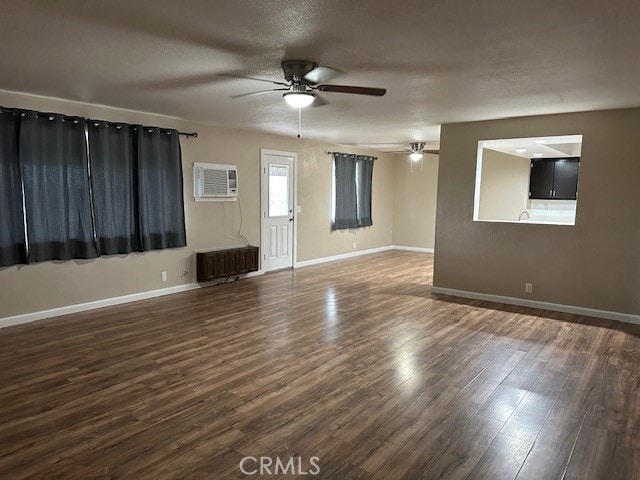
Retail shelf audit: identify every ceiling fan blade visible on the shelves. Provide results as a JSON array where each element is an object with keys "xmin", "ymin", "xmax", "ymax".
[
  {"xmin": 218, "ymin": 73, "xmax": 289, "ymax": 86},
  {"xmin": 231, "ymin": 88, "xmax": 289, "ymax": 98},
  {"xmin": 303, "ymin": 66, "xmax": 343, "ymax": 85},
  {"xmin": 424, "ymin": 150, "xmax": 440, "ymax": 155},
  {"xmin": 316, "ymin": 85, "xmax": 386, "ymax": 96},
  {"xmin": 311, "ymin": 93, "xmax": 329, "ymax": 107}
]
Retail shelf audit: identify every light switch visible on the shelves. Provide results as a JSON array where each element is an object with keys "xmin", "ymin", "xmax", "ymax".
[{"xmin": 296, "ymin": 205, "xmax": 302, "ymax": 213}]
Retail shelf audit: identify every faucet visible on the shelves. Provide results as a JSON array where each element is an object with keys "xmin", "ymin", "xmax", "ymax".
[{"xmin": 519, "ymin": 210, "xmax": 530, "ymax": 221}]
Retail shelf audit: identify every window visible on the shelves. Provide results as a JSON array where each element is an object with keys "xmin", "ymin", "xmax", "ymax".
[
  {"xmin": 268, "ymin": 163, "xmax": 290, "ymax": 217},
  {"xmin": 473, "ymin": 135, "xmax": 582, "ymax": 226},
  {"xmin": 0, "ymin": 106, "xmax": 187, "ymax": 267},
  {"xmin": 332, "ymin": 153, "xmax": 375, "ymax": 230}
]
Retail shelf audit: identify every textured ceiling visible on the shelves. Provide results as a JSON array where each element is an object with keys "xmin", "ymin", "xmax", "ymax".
[{"xmin": 1, "ymin": 0, "xmax": 639, "ymax": 150}]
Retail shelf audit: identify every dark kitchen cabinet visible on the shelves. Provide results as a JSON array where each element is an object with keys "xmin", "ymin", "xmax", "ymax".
[
  {"xmin": 196, "ymin": 246, "xmax": 259, "ymax": 282},
  {"xmin": 529, "ymin": 160, "xmax": 555, "ymax": 200},
  {"xmin": 553, "ymin": 159, "xmax": 580, "ymax": 199},
  {"xmin": 529, "ymin": 157, "xmax": 580, "ymax": 200}
]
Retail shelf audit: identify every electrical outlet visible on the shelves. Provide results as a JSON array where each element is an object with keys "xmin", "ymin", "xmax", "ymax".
[
  {"xmin": 161, "ymin": 271, "xmax": 168, "ymax": 282},
  {"xmin": 525, "ymin": 283, "xmax": 533, "ymax": 293},
  {"xmin": 353, "ymin": 242, "xmax": 357, "ymax": 249}
]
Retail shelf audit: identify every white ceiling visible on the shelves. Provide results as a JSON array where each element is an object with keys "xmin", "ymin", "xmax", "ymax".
[
  {"xmin": 1, "ymin": 1, "xmax": 639, "ymax": 150},
  {"xmin": 483, "ymin": 135, "xmax": 583, "ymax": 158}
]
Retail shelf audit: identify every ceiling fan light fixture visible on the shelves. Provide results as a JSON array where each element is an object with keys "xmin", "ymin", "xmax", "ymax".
[
  {"xmin": 409, "ymin": 141, "xmax": 425, "ymax": 161},
  {"xmin": 283, "ymin": 91, "xmax": 315, "ymax": 108}
]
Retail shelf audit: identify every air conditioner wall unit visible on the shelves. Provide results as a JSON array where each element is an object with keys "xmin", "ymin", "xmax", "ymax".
[{"xmin": 194, "ymin": 163, "xmax": 238, "ymax": 202}]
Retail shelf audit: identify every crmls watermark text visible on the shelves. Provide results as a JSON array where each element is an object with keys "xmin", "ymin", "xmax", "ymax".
[{"xmin": 240, "ymin": 456, "xmax": 320, "ymax": 476}]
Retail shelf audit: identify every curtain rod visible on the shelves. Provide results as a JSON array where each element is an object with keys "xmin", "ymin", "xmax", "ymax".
[
  {"xmin": 325, "ymin": 151, "xmax": 377, "ymax": 160},
  {"xmin": 1, "ymin": 106, "xmax": 198, "ymax": 139}
]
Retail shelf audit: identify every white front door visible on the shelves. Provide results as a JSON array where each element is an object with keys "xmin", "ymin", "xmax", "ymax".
[{"xmin": 261, "ymin": 151, "xmax": 295, "ymax": 272}]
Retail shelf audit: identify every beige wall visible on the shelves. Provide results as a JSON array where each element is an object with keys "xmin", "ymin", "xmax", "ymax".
[
  {"xmin": 434, "ymin": 108, "xmax": 640, "ymax": 316},
  {"xmin": 0, "ymin": 91, "xmax": 394, "ymax": 318},
  {"xmin": 392, "ymin": 153, "xmax": 439, "ymax": 249},
  {"xmin": 477, "ymin": 149, "xmax": 529, "ymax": 222}
]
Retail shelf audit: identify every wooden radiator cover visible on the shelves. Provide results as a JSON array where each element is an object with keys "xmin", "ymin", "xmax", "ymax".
[{"xmin": 196, "ymin": 246, "xmax": 259, "ymax": 282}]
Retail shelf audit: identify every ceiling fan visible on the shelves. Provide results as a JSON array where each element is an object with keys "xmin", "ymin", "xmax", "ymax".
[
  {"xmin": 390, "ymin": 142, "xmax": 440, "ymax": 160},
  {"xmin": 234, "ymin": 60, "xmax": 387, "ymax": 108}
]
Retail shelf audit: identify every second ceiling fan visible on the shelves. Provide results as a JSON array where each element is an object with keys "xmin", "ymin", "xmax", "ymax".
[
  {"xmin": 389, "ymin": 142, "xmax": 440, "ymax": 160},
  {"xmin": 234, "ymin": 60, "xmax": 387, "ymax": 108}
]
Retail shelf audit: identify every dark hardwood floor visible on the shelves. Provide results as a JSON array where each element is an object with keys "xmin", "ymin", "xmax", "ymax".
[{"xmin": 1, "ymin": 251, "xmax": 639, "ymax": 479}]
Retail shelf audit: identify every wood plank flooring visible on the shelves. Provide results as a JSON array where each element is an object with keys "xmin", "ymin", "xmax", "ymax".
[{"xmin": 0, "ymin": 251, "xmax": 639, "ymax": 479}]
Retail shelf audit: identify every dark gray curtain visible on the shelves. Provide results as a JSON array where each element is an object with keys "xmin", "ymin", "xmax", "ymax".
[
  {"xmin": 357, "ymin": 155, "xmax": 374, "ymax": 227},
  {"xmin": 20, "ymin": 112, "xmax": 98, "ymax": 262},
  {"xmin": 332, "ymin": 153, "xmax": 359, "ymax": 230},
  {"xmin": 89, "ymin": 121, "xmax": 140, "ymax": 254},
  {"xmin": 136, "ymin": 127, "xmax": 186, "ymax": 250},
  {"xmin": 0, "ymin": 111, "xmax": 27, "ymax": 266}
]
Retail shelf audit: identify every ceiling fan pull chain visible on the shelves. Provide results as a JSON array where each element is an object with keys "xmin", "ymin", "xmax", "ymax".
[{"xmin": 297, "ymin": 108, "xmax": 302, "ymax": 138}]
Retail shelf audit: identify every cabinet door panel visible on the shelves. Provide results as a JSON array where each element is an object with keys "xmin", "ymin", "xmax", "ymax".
[
  {"xmin": 214, "ymin": 252, "xmax": 228, "ymax": 277},
  {"xmin": 553, "ymin": 159, "xmax": 579, "ymax": 200},
  {"xmin": 227, "ymin": 250, "xmax": 240, "ymax": 276},
  {"xmin": 237, "ymin": 250, "xmax": 248, "ymax": 273},
  {"xmin": 206, "ymin": 255, "xmax": 216, "ymax": 280},
  {"xmin": 247, "ymin": 248, "xmax": 258, "ymax": 272},
  {"xmin": 197, "ymin": 253, "xmax": 215, "ymax": 282},
  {"xmin": 529, "ymin": 160, "xmax": 555, "ymax": 199}
]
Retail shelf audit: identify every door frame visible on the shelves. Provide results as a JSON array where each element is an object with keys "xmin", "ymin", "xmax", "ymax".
[{"xmin": 260, "ymin": 148, "xmax": 298, "ymax": 272}]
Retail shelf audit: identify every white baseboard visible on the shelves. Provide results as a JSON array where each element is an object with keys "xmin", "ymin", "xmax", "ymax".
[
  {"xmin": 431, "ymin": 286, "xmax": 640, "ymax": 326},
  {"xmin": 0, "ymin": 283, "xmax": 200, "ymax": 329},
  {"xmin": 0, "ymin": 270, "xmax": 265, "ymax": 330},
  {"xmin": 295, "ymin": 245, "xmax": 433, "ymax": 268},
  {"xmin": 392, "ymin": 245, "xmax": 435, "ymax": 253},
  {"xmin": 294, "ymin": 246, "xmax": 394, "ymax": 268}
]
